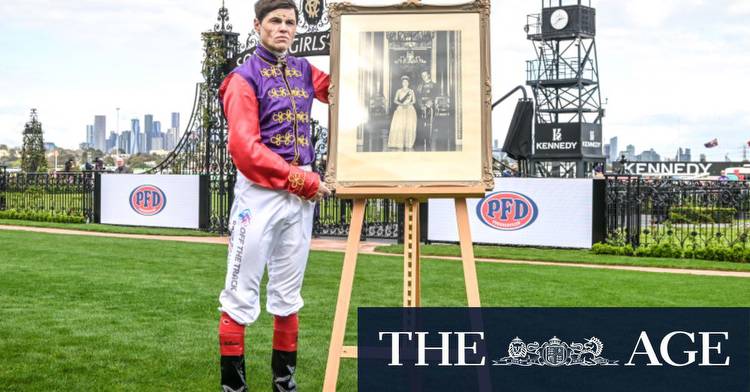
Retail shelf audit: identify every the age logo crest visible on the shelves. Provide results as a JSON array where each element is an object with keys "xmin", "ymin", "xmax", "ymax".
[{"xmin": 493, "ymin": 336, "xmax": 619, "ymax": 367}]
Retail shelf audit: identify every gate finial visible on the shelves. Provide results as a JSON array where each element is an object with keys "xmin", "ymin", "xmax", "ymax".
[{"xmin": 214, "ymin": 0, "xmax": 233, "ymax": 32}]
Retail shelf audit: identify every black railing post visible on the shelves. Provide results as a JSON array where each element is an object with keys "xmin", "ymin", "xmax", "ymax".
[
  {"xmin": 199, "ymin": 174, "xmax": 210, "ymax": 230},
  {"xmin": 419, "ymin": 201, "xmax": 429, "ymax": 244},
  {"xmin": 591, "ymin": 178, "xmax": 606, "ymax": 245},
  {"xmin": 93, "ymin": 173, "xmax": 101, "ymax": 224},
  {"xmin": 634, "ymin": 177, "xmax": 641, "ymax": 247},
  {"xmin": 0, "ymin": 166, "xmax": 6, "ymax": 211}
]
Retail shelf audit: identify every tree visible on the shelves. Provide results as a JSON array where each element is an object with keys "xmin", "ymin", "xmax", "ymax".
[{"xmin": 20, "ymin": 109, "xmax": 48, "ymax": 173}]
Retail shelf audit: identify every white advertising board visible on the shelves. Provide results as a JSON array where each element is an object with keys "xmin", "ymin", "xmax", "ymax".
[
  {"xmin": 100, "ymin": 174, "xmax": 202, "ymax": 229},
  {"xmin": 428, "ymin": 178, "xmax": 593, "ymax": 248}
]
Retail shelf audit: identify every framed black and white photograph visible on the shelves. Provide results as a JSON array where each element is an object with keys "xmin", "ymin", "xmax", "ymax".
[
  {"xmin": 356, "ymin": 30, "xmax": 462, "ymax": 153},
  {"xmin": 326, "ymin": 0, "xmax": 493, "ymax": 194}
]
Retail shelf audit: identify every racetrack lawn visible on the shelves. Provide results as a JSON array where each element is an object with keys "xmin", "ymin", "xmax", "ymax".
[
  {"xmin": 2, "ymin": 230, "xmax": 750, "ymax": 391},
  {"xmin": 0, "ymin": 219, "xmax": 218, "ymax": 237},
  {"xmin": 375, "ymin": 243, "xmax": 750, "ymax": 272}
]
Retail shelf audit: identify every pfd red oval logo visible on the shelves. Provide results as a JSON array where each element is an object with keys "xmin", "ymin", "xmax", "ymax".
[
  {"xmin": 476, "ymin": 191, "xmax": 538, "ymax": 231},
  {"xmin": 129, "ymin": 185, "xmax": 167, "ymax": 216}
]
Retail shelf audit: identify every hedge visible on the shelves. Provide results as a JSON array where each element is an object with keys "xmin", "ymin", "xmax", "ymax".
[
  {"xmin": 668, "ymin": 206, "xmax": 735, "ymax": 224},
  {"xmin": 0, "ymin": 209, "xmax": 86, "ymax": 224}
]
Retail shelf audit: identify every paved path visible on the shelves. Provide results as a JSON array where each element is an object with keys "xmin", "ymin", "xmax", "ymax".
[{"xmin": 3, "ymin": 224, "xmax": 750, "ymax": 278}]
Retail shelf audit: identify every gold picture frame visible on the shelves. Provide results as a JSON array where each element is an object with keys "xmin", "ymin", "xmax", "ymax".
[{"xmin": 325, "ymin": 0, "xmax": 493, "ymax": 198}]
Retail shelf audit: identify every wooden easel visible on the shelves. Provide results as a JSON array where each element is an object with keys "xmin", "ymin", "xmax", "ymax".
[{"xmin": 322, "ymin": 186, "xmax": 485, "ymax": 391}]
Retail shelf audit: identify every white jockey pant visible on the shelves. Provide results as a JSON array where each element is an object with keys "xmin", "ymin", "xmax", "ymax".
[{"xmin": 219, "ymin": 167, "xmax": 316, "ymax": 326}]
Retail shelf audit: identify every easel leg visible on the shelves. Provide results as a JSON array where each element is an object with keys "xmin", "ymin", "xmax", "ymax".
[
  {"xmin": 403, "ymin": 198, "xmax": 421, "ymax": 307},
  {"xmin": 323, "ymin": 199, "xmax": 366, "ymax": 392},
  {"xmin": 455, "ymin": 198, "xmax": 481, "ymax": 307}
]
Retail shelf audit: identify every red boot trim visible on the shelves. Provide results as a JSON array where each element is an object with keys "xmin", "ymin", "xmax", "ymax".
[
  {"xmin": 273, "ymin": 314, "xmax": 299, "ymax": 352},
  {"xmin": 219, "ymin": 312, "xmax": 245, "ymax": 356}
]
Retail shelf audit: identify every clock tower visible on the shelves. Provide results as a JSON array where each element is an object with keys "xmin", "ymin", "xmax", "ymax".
[{"xmin": 526, "ymin": 0, "xmax": 604, "ymax": 178}]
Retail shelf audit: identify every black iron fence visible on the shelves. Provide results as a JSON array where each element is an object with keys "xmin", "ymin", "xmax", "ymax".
[
  {"xmin": 0, "ymin": 171, "xmax": 96, "ymax": 222},
  {"xmin": 0, "ymin": 169, "xmax": 403, "ymax": 239},
  {"xmin": 313, "ymin": 197, "xmax": 404, "ymax": 240},
  {"xmin": 605, "ymin": 175, "xmax": 750, "ymax": 250}
]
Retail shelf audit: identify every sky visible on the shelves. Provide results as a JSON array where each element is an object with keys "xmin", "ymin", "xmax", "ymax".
[{"xmin": 1, "ymin": 0, "xmax": 749, "ymax": 161}]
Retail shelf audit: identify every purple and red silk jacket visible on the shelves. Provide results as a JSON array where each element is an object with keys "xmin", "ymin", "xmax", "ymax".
[{"xmin": 219, "ymin": 44, "xmax": 329, "ymax": 199}]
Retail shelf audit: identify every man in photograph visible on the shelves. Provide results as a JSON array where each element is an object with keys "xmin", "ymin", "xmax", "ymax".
[
  {"xmin": 216, "ymin": 0, "xmax": 331, "ymax": 391},
  {"xmin": 416, "ymin": 70, "xmax": 437, "ymax": 151}
]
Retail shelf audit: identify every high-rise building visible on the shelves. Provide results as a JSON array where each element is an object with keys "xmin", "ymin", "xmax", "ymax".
[
  {"xmin": 94, "ymin": 115, "xmax": 106, "ymax": 152},
  {"xmin": 609, "ymin": 136, "xmax": 618, "ymax": 163},
  {"xmin": 144, "ymin": 114, "xmax": 154, "ymax": 152},
  {"xmin": 171, "ymin": 112, "xmax": 180, "ymax": 131},
  {"xmin": 86, "ymin": 125, "xmax": 94, "ymax": 147},
  {"xmin": 624, "ymin": 144, "xmax": 636, "ymax": 161},
  {"xmin": 131, "ymin": 118, "xmax": 141, "ymax": 154},
  {"xmin": 677, "ymin": 147, "xmax": 692, "ymax": 162},
  {"xmin": 151, "ymin": 135, "xmax": 164, "ymax": 151},
  {"xmin": 637, "ymin": 149, "xmax": 661, "ymax": 162},
  {"xmin": 106, "ymin": 131, "xmax": 118, "ymax": 153},
  {"xmin": 604, "ymin": 144, "xmax": 611, "ymax": 162},
  {"xmin": 153, "ymin": 120, "xmax": 161, "ymax": 137},
  {"xmin": 165, "ymin": 128, "xmax": 179, "ymax": 151},
  {"xmin": 119, "ymin": 131, "xmax": 132, "ymax": 154}
]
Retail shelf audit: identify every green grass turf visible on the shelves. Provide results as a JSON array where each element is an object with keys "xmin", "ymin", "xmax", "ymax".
[
  {"xmin": 2, "ymin": 230, "xmax": 750, "ymax": 391},
  {"xmin": 0, "ymin": 219, "xmax": 217, "ymax": 237},
  {"xmin": 375, "ymin": 243, "xmax": 750, "ymax": 272}
]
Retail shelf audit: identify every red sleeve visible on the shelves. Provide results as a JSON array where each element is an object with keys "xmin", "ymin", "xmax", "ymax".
[
  {"xmin": 220, "ymin": 74, "xmax": 320, "ymax": 199},
  {"xmin": 310, "ymin": 64, "xmax": 330, "ymax": 104}
]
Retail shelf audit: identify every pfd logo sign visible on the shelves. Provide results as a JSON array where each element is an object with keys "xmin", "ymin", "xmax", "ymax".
[
  {"xmin": 477, "ymin": 192, "xmax": 538, "ymax": 231},
  {"xmin": 129, "ymin": 185, "xmax": 167, "ymax": 216}
]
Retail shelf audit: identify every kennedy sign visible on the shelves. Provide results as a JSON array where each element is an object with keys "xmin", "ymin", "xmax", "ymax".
[
  {"xmin": 534, "ymin": 123, "xmax": 603, "ymax": 159},
  {"xmin": 615, "ymin": 162, "xmax": 740, "ymax": 177}
]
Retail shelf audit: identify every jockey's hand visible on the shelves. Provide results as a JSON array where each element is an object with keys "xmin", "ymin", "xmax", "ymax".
[{"xmin": 312, "ymin": 182, "xmax": 332, "ymax": 202}]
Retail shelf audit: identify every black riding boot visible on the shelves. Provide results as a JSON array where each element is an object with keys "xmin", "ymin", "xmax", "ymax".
[
  {"xmin": 221, "ymin": 355, "xmax": 247, "ymax": 392},
  {"xmin": 271, "ymin": 349, "xmax": 297, "ymax": 392}
]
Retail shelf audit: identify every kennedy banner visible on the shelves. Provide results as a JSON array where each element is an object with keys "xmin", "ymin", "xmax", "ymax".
[
  {"xmin": 359, "ymin": 308, "xmax": 750, "ymax": 392},
  {"xmin": 614, "ymin": 161, "xmax": 743, "ymax": 177},
  {"xmin": 428, "ymin": 178, "xmax": 604, "ymax": 248},
  {"xmin": 533, "ymin": 123, "xmax": 603, "ymax": 159},
  {"xmin": 97, "ymin": 174, "xmax": 208, "ymax": 229}
]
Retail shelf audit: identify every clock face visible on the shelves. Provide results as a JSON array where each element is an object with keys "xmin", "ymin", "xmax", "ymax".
[{"xmin": 551, "ymin": 9, "xmax": 569, "ymax": 30}]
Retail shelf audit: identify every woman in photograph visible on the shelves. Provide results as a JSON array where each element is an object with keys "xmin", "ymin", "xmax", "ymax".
[{"xmin": 387, "ymin": 75, "xmax": 417, "ymax": 151}]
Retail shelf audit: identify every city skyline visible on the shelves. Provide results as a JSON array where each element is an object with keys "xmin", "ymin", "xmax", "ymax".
[
  {"xmin": 1, "ymin": 1, "xmax": 749, "ymax": 160},
  {"xmin": 80, "ymin": 111, "xmax": 182, "ymax": 155}
]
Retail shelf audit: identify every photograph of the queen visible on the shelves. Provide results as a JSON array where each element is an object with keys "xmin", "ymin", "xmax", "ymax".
[
  {"xmin": 388, "ymin": 75, "xmax": 417, "ymax": 150},
  {"xmin": 356, "ymin": 30, "xmax": 463, "ymax": 153}
]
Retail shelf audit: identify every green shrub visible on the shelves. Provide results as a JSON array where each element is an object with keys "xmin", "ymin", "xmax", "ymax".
[
  {"xmin": 669, "ymin": 206, "xmax": 735, "ymax": 224},
  {"xmin": 633, "ymin": 243, "xmax": 683, "ymax": 259},
  {"xmin": 592, "ymin": 242, "xmax": 634, "ymax": 256},
  {"xmin": 594, "ymin": 240, "xmax": 750, "ymax": 264},
  {"xmin": 0, "ymin": 208, "xmax": 84, "ymax": 224}
]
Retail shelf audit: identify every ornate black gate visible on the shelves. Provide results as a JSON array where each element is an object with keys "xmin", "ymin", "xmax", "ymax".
[{"xmin": 149, "ymin": 3, "xmax": 403, "ymax": 238}]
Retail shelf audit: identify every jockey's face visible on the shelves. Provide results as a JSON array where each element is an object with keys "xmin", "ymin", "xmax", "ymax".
[{"xmin": 255, "ymin": 8, "xmax": 297, "ymax": 53}]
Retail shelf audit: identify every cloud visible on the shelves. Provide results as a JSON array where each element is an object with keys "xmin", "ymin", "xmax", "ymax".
[{"xmin": 727, "ymin": 0, "xmax": 750, "ymax": 16}]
